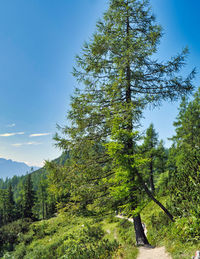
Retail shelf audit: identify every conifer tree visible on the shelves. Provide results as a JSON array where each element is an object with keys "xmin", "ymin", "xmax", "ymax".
[
  {"xmin": 22, "ymin": 174, "xmax": 35, "ymax": 219},
  {"xmin": 170, "ymin": 88, "xmax": 200, "ymax": 217},
  {"xmin": 0, "ymin": 186, "xmax": 16, "ymax": 225},
  {"xmin": 53, "ymin": 0, "xmax": 195, "ymax": 245},
  {"xmin": 140, "ymin": 123, "xmax": 158, "ymax": 193},
  {"xmin": 7, "ymin": 184, "xmax": 16, "ymax": 222},
  {"xmin": 36, "ymin": 179, "xmax": 48, "ymax": 219},
  {"xmin": 155, "ymin": 140, "xmax": 168, "ymax": 175},
  {"xmin": 0, "ymin": 190, "xmax": 8, "ymax": 225}
]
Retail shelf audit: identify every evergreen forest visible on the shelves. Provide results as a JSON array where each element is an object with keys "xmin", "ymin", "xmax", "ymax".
[{"xmin": 0, "ymin": 0, "xmax": 200, "ymax": 258}]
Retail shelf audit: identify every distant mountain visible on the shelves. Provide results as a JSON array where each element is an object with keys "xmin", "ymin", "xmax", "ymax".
[
  {"xmin": 0, "ymin": 152, "xmax": 69, "ymax": 201},
  {"xmin": 0, "ymin": 158, "xmax": 40, "ymax": 179}
]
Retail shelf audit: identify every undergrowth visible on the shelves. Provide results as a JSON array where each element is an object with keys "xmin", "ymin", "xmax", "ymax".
[
  {"xmin": 103, "ymin": 216, "xmax": 138, "ymax": 259},
  {"xmin": 141, "ymin": 198, "xmax": 200, "ymax": 259},
  {"xmin": 1, "ymin": 213, "xmax": 139, "ymax": 259},
  {"xmin": 2, "ymin": 213, "xmax": 118, "ymax": 259}
]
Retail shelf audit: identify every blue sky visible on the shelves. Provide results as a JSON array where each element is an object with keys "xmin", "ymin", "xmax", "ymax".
[{"xmin": 0, "ymin": 0, "xmax": 199, "ymax": 167}]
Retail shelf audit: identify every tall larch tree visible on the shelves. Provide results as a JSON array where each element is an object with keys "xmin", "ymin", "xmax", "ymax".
[{"xmin": 53, "ymin": 0, "xmax": 195, "ymax": 245}]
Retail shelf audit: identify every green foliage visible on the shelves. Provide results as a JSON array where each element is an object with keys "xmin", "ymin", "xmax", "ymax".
[
  {"xmin": 154, "ymin": 140, "xmax": 168, "ymax": 175},
  {"xmin": 139, "ymin": 124, "xmax": 169, "ymax": 196},
  {"xmin": 0, "ymin": 218, "xmax": 32, "ymax": 257},
  {"xmin": 21, "ymin": 175, "xmax": 35, "ymax": 219},
  {"xmin": 47, "ymin": 0, "xmax": 195, "ymax": 246},
  {"xmin": 142, "ymin": 199, "xmax": 200, "ymax": 259},
  {"xmin": 139, "ymin": 123, "xmax": 159, "ymax": 192},
  {"xmin": 54, "ymin": 0, "xmax": 193, "ymax": 207},
  {"xmin": 134, "ymin": 88, "xmax": 200, "ymax": 258},
  {"xmin": 103, "ymin": 217, "xmax": 138, "ymax": 259},
  {"xmin": 2, "ymin": 213, "xmax": 119, "ymax": 259},
  {"xmin": 35, "ymin": 179, "xmax": 49, "ymax": 219},
  {"xmin": 0, "ymin": 186, "xmax": 17, "ymax": 226},
  {"xmin": 155, "ymin": 171, "xmax": 170, "ymax": 195},
  {"xmin": 117, "ymin": 219, "xmax": 136, "ymax": 246},
  {"xmin": 169, "ymin": 88, "xmax": 200, "ymax": 218},
  {"xmin": 58, "ymin": 224, "xmax": 118, "ymax": 259}
]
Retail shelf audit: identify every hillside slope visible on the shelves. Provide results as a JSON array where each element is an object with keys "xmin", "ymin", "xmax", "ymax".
[{"xmin": 0, "ymin": 213, "xmax": 138, "ymax": 258}]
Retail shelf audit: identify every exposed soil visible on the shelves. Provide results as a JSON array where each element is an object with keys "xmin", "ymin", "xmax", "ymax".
[{"xmin": 137, "ymin": 246, "xmax": 172, "ymax": 259}]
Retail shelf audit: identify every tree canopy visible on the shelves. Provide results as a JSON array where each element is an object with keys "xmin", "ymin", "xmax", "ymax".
[{"xmin": 50, "ymin": 0, "xmax": 195, "ymax": 245}]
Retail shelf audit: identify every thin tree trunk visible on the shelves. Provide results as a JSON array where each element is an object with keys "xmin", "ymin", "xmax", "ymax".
[
  {"xmin": 135, "ymin": 168, "xmax": 174, "ymax": 222},
  {"xmin": 133, "ymin": 214, "xmax": 149, "ymax": 246}
]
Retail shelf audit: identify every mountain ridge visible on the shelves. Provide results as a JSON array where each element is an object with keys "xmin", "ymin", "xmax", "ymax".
[{"xmin": 0, "ymin": 157, "xmax": 40, "ymax": 179}]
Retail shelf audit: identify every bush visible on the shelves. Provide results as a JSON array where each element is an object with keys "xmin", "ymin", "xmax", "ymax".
[
  {"xmin": 3, "ymin": 216, "xmax": 118, "ymax": 259},
  {"xmin": 0, "ymin": 218, "xmax": 32, "ymax": 256},
  {"xmin": 117, "ymin": 219, "xmax": 135, "ymax": 245},
  {"xmin": 59, "ymin": 223, "xmax": 118, "ymax": 259}
]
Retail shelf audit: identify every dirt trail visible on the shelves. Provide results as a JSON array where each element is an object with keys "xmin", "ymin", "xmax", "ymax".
[
  {"xmin": 116, "ymin": 215, "xmax": 172, "ymax": 259},
  {"xmin": 137, "ymin": 246, "xmax": 172, "ymax": 259}
]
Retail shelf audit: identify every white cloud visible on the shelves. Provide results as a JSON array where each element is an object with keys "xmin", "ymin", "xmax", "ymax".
[
  {"xmin": 0, "ymin": 132, "xmax": 24, "ymax": 137},
  {"xmin": 12, "ymin": 142, "xmax": 42, "ymax": 147},
  {"xmin": 27, "ymin": 142, "xmax": 42, "ymax": 145},
  {"xmin": 7, "ymin": 123, "xmax": 16, "ymax": 128},
  {"xmin": 12, "ymin": 143, "xmax": 23, "ymax": 147},
  {"xmin": 29, "ymin": 133, "xmax": 51, "ymax": 137}
]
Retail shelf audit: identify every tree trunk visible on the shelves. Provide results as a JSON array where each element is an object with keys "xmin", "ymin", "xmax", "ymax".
[
  {"xmin": 133, "ymin": 214, "xmax": 149, "ymax": 246},
  {"xmin": 135, "ymin": 168, "xmax": 174, "ymax": 222},
  {"xmin": 125, "ymin": 8, "xmax": 151, "ymax": 246}
]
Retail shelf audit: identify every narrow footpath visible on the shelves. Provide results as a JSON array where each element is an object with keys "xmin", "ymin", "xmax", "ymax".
[
  {"xmin": 137, "ymin": 246, "xmax": 172, "ymax": 259},
  {"xmin": 116, "ymin": 215, "xmax": 172, "ymax": 259}
]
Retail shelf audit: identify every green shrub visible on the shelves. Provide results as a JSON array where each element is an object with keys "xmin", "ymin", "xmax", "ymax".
[
  {"xmin": 170, "ymin": 216, "xmax": 200, "ymax": 243},
  {"xmin": 60, "ymin": 223, "xmax": 118, "ymax": 259},
  {"xmin": 0, "ymin": 218, "xmax": 32, "ymax": 256},
  {"xmin": 3, "ymin": 216, "xmax": 118, "ymax": 259},
  {"xmin": 12, "ymin": 243, "xmax": 27, "ymax": 259}
]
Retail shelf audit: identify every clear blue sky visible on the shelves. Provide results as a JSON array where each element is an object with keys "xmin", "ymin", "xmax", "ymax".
[{"xmin": 0, "ymin": 0, "xmax": 199, "ymax": 167}]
